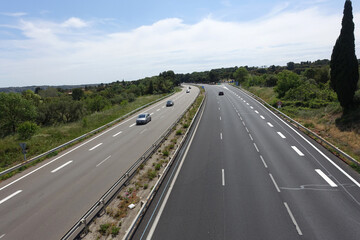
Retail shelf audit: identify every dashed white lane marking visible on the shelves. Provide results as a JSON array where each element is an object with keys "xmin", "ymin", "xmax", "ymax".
[
  {"xmin": 242, "ymin": 121, "xmax": 245, "ymax": 126},
  {"xmin": 112, "ymin": 131, "xmax": 122, "ymax": 137},
  {"xmin": 162, "ymin": 106, "xmax": 165, "ymax": 108},
  {"xmin": 156, "ymin": 109, "xmax": 160, "ymax": 111},
  {"xmin": 260, "ymin": 155, "xmax": 268, "ymax": 168},
  {"xmin": 220, "ymin": 116, "xmax": 222, "ymax": 121},
  {"xmin": 0, "ymin": 234, "xmax": 5, "ymax": 239},
  {"xmin": 315, "ymin": 169, "xmax": 338, "ymax": 187},
  {"xmin": 96, "ymin": 156, "xmax": 111, "ymax": 167},
  {"xmin": 284, "ymin": 202, "xmax": 303, "ymax": 235},
  {"xmin": 292, "ymin": 146, "xmax": 304, "ymax": 156},
  {"xmin": 51, "ymin": 161, "xmax": 73, "ymax": 173},
  {"xmin": 260, "ymin": 115, "xmax": 265, "ymax": 120},
  {"xmin": 89, "ymin": 143, "xmax": 103, "ymax": 151},
  {"xmin": 140, "ymin": 129, "xmax": 147, "ymax": 134},
  {"xmin": 269, "ymin": 173, "xmax": 281, "ymax": 192},
  {"xmin": 277, "ymin": 132, "xmax": 286, "ymax": 139},
  {"xmin": 267, "ymin": 122, "xmax": 274, "ymax": 127},
  {"xmin": 219, "ymin": 108, "xmax": 220, "ymax": 110},
  {"xmin": 250, "ymin": 106, "xmax": 254, "ymax": 109},
  {"xmin": 0, "ymin": 190, "xmax": 22, "ymax": 205},
  {"xmin": 255, "ymin": 110, "xmax": 259, "ymax": 114},
  {"xmin": 222, "ymin": 169, "xmax": 225, "ymax": 186},
  {"xmin": 246, "ymin": 103, "xmax": 249, "ymax": 105},
  {"xmin": 150, "ymin": 113, "xmax": 154, "ymax": 115},
  {"xmin": 249, "ymin": 134, "xmax": 253, "ymax": 141},
  {"xmin": 129, "ymin": 123, "xmax": 136, "ymax": 127},
  {"xmin": 253, "ymin": 143, "xmax": 259, "ymax": 152},
  {"xmin": 220, "ymin": 133, "xmax": 223, "ymax": 140},
  {"xmin": 245, "ymin": 127, "xmax": 249, "ymax": 133}
]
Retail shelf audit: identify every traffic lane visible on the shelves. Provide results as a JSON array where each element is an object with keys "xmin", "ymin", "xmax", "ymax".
[
  {"xmin": 227, "ymin": 84, "xmax": 360, "ymax": 188},
  {"xmin": 150, "ymin": 90, "xmax": 224, "ymax": 239},
  {"xmin": 218, "ymin": 91, "xmax": 300, "ymax": 239},
  {"xmin": 229, "ymin": 84, "xmax": 360, "ymax": 202},
  {"xmin": 225, "ymin": 86, "xmax": 360, "ymax": 239}
]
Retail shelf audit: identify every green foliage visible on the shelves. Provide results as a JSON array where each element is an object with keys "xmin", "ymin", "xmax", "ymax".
[
  {"xmin": 71, "ymin": 88, "xmax": 84, "ymax": 101},
  {"xmin": 111, "ymin": 226, "xmax": 120, "ymax": 237},
  {"xmin": 274, "ymin": 70, "xmax": 302, "ymax": 98},
  {"xmin": 99, "ymin": 223, "xmax": 110, "ymax": 235},
  {"xmin": 18, "ymin": 121, "xmax": 38, "ymax": 140},
  {"xmin": 233, "ymin": 67, "xmax": 249, "ymax": 83},
  {"xmin": 0, "ymin": 92, "xmax": 37, "ymax": 136},
  {"xmin": 330, "ymin": 0, "xmax": 359, "ymax": 111},
  {"xmin": 155, "ymin": 163, "xmax": 161, "ymax": 171},
  {"xmin": 162, "ymin": 150, "xmax": 169, "ymax": 157},
  {"xmin": 176, "ymin": 130, "xmax": 182, "ymax": 135}
]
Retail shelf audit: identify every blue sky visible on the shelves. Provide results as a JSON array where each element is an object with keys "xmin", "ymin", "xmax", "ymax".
[{"xmin": 0, "ymin": 0, "xmax": 359, "ymax": 87}]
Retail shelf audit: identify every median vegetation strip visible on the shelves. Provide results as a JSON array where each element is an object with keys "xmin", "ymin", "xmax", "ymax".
[{"xmin": 83, "ymin": 86, "xmax": 204, "ymax": 240}]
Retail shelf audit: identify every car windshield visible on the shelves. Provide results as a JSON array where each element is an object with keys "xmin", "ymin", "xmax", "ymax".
[
  {"xmin": 138, "ymin": 114, "xmax": 146, "ymax": 118},
  {"xmin": 167, "ymin": 101, "xmax": 172, "ymax": 103}
]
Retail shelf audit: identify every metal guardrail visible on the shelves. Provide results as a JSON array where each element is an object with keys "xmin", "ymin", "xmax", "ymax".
[
  {"xmin": 0, "ymin": 92, "xmax": 175, "ymax": 178},
  {"xmin": 123, "ymin": 89, "xmax": 206, "ymax": 240},
  {"xmin": 230, "ymin": 84, "xmax": 360, "ymax": 167},
  {"xmin": 61, "ymin": 88, "xmax": 203, "ymax": 240}
]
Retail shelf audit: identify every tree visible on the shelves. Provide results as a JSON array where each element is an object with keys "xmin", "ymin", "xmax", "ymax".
[
  {"xmin": 233, "ymin": 67, "xmax": 248, "ymax": 83},
  {"xmin": 0, "ymin": 93, "xmax": 37, "ymax": 136},
  {"xmin": 287, "ymin": 62, "xmax": 295, "ymax": 70},
  {"xmin": 274, "ymin": 70, "xmax": 302, "ymax": 98},
  {"xmin": 330, "ymin": 0, "xmax": 359, "ymax": 111},
  {"xmin": 72, "ymin": 88, "xmax": 84, "ymax": 101}
]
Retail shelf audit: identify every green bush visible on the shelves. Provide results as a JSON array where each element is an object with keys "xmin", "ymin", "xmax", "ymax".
[
  {"xmin": 162, "ymin": 150, "xmax": 169, "ymax": 157},
  {"xmin": 17, "ymin": 121, "xmax": 38, "ymax": 140},
  {"xmin": 176, "ymin": 130, "xmax": 182, "ymax": 135},
  {"xmin": 111, "ymin": 226, "xmax": 120, "ymax": 237},
  {"xmin": 99, "ymin": 223, "xmax": 110, "ymax": 235},
  {"xmin": 155, "ymin": 163, "xmax": 161, "ymax": 171}
]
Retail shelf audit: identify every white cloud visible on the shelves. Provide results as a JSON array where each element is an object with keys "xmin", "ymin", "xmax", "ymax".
[
  {"xmin": 0, "ymin": 7, "xmax": 359, "ymax": 87},
  {"xmin": 1, "ymin": 12, "xmax": 27, "ymax": 17},
  {"xmin": 61, "ymin": 17, "xmax": 88, "ymax": 28}
]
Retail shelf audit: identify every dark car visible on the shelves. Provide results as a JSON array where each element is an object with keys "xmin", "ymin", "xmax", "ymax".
[
  {"xmin": 166, "ymin": 100, "xmax": 174, "ymax": 107},
  {"xmin": 219, "ymin": 91, "xmax": 224, "ymax": 96},
  {"xmin": 136, "ymin": 113, "xmax": 151, "ymax": 125}
]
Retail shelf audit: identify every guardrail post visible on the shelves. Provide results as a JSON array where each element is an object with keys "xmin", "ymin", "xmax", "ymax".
[
  {"xmin": 99, "ymin": 199, "xmax": 105, "ymax": 216},
  {"xmin": 80, "ymin": 218, "xmax": 88, "ymax": 236}
]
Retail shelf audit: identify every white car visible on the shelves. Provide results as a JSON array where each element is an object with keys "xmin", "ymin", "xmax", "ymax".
[
  {"xmin": 186, "ymin": 89, "xmax": 190, "ymax": 93},
  {"xmin": 136, "ymin": 113, "xmax": 151, "ymax": 125}
]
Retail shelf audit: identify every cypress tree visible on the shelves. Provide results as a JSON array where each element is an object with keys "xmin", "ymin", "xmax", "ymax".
[{"xmin": 330, "ymin": 0, "xmax": 359, "ymax": 112}]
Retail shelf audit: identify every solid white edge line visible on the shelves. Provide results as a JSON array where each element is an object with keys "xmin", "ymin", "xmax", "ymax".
[
  {"xmin": 284, "ymin": 202, "xmax": 303, "ymax": 235},
  {"xmin": 146, "ymin": 96, "xmax": 205, "ymax": 240},
  {"xmin": 269, "ymin": 173, "xmax": 281, "ymax": 192},
  {"xmin": 315, "ymin": 169, "xmax": 338, "ymax": 187},
  {"xmin": 234, "ymin": 85, "xmax": 360, "ymax": 187},
  {"xmin": 0, "ymin": 190, "xmax": 22, "ymax": 205},
  {"xmin": 292, "ymin": 146, "xmax": 304, "ymax": 156},
  {"xmin": 260, "ymin": 155, "xmax": 268, "ymax": 168},
  {"xmin": 89, "ymin": 143, "xmax": 103, "ymax": 151},
  {"xmin": 277, "ymin": 132, "xmax": 286, "ymax": 139},
  {"xmin": 222, "ymin": 169, "xmax": 225, "ymax": 186},
  {"xmin": 96, "ymin": 156, "xmax": 111, "ymax": 167},
  {"xmin": 112, "ymin": 131, "xmax": 122, "ymax": 137},
  {"xmin": 51, "ymin": 160, "xmax": 73, "ymax": 173}
]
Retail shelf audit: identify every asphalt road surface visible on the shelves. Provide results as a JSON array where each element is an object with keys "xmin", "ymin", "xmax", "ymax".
[
  {"xmin": 134, "ymin": 84, "xmax": 360, "ymax": 240},
  {"xmin": 0, "ymin": 85, "xmax": 198, "ymax": 240}
]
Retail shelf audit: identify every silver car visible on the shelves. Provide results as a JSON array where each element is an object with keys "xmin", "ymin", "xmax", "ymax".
[{"xmin": 136, "ymin": 113, "xmax": 151, "ymax": 125}]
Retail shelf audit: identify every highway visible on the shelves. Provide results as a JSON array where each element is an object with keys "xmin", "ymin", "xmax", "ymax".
[
  {"xmin": 134, "ymin": 84, "xmax": 360, "ymax": 240},
  {"xmin": 0, "ymin": 85, "xmax": 199, "ymax": 240}
]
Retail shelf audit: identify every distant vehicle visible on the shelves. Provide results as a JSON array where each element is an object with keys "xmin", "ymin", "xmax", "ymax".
[
  {"xmin": 186, "ymin": 89, "xmax": 190, "ymax": 93},
  {"xmin": 189, "ymin": 86, "xmax": 191, "ymax": 89},
  {"xmin": 136, "ymin": 113, "xmax": 151, "ymax": 125},
  {"xmin": 219, "ymin": 91, "xmax": 224, "ymax": 96},
  {"xmin": 166, "ymin": 100, "xmax": 174, "ymax": 107}
]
